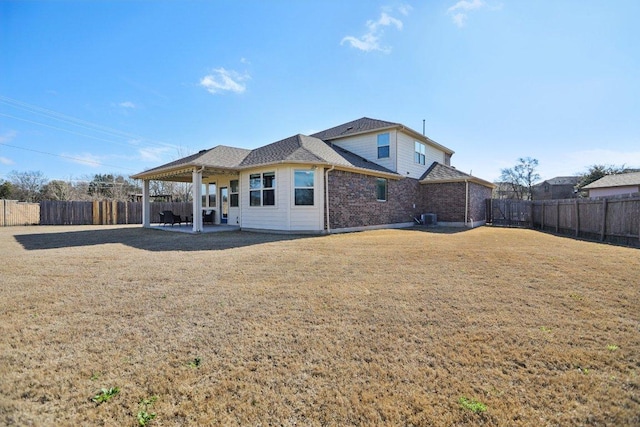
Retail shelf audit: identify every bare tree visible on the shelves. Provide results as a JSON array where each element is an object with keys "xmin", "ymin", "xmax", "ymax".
[
  {"xmin": 41, "ymin": 180, "xmax": 72, "ymax": 201},
  {"xmin": 8, "ymin": 170, "xmax": 48, "ymax": 202},
  {"xmin": 499, "ymin": 157, "xmax": 540, "ymax": 200}
]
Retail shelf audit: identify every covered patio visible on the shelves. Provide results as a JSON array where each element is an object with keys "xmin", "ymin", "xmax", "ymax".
[{"xmin": 131, "ymin": 146, "xmax": 250, "ymax": 233}]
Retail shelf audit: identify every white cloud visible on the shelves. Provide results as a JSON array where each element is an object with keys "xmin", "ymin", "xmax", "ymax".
[
  {"xmin": 0, "ymin": 156, "xmax": 13, "ymax": 165},
  {"xmin": 341, "ymin": 9, "xmax": 407, "ymax": 53},
  {"xmin": 138, "ymin": 146, "xmax": 173, "ymax": 162},
  {"xmin": 200, "ymin": 68, "xmax": 250, "ymax": 95},
  {"xmin": 0, "ymin": 131, "xmax": 17, "ymax": 165},
  {"xmin": 398, "ymin": 4, "xmax": 413, "ymax": 16},
  {"xmin": 119, "ymin": 101, "xmax": 136, "ymax": 109},
  {"xmin": 447, "ymin": 0, "xmax": 485, "ymax": 27},
  {"xmin": 0, "ymin": 130, "xmax": 18, "ymax": 143}
]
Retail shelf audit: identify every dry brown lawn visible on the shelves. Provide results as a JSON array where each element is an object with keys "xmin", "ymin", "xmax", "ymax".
[{"xmin": 0, "ymin": 225, "xmax": 638, "ymax": 426}]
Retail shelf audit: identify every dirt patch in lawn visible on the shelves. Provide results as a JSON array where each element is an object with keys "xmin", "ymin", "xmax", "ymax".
[{"xmin": 1, "ymin": 225, "xmax": 638, "ymax": 426}]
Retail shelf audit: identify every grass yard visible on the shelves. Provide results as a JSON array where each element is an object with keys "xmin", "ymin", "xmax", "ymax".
[{"xmin": 0, "ymin": 225, "xmax": 638, "ymax": 426}]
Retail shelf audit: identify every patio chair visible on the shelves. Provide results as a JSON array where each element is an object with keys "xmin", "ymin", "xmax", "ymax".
[
  {"xmin": 161, "ymin": 210, "xmax": 182, "ymax": 226},
  {"xmin": 203, "ymin": 210, "xmax": 215, "ymax": 225}
]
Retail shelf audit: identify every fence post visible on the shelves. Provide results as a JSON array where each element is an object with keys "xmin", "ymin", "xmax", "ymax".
[
  {"xmin": 575, "ymin": 199, "xmax": 580, "ymax": 237},
  {"xmin": 556, "ymin": 201, "xmax": 560, "ymax": 233},
  {"xmin": 600, "ymin": 198, "xmax": 608, "ymax": 241},
  {"xmin": 529, "ymin": 202, "xmax": 534, "ymax": 228},
  {"xmin": 541, "ymin": 202, "xmax": 545, "ymax": 230}
]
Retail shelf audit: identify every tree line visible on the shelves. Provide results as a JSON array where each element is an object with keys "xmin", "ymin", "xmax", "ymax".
[
  {"xmin": 0, "ymin": 171, "xmax": 192, "ymax": 203},
  {"xmin": 497, "ymin": 158, "xmax": 639, "ymax": 200}
]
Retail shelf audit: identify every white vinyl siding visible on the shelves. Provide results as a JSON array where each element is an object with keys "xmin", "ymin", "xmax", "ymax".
[
  {"xmin": 332, "ymin": 130, "xmax": 396, "ymax": 172},
  {"xmin": 240, "ymin": 166, "xmax": 324, "ymax": 232},
  {"xmin": 396, "ymin": 132, "xmax": 445, "ymax": 179}
]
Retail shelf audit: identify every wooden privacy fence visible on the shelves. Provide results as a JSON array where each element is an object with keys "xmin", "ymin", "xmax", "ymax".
[
  {"xmin": 38, "ymin": 201, "xmax": 193, "ymax": 225},
  {"xmin": 0, "ymin": 200, "xmax": 40, "ymax": 226},
  {"xmin": 487, "ymin": 196, "xmax": 640, "ymax": 247}
]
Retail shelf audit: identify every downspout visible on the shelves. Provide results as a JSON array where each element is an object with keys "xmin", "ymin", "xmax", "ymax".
[
  {"xmin": 237, "ymin": 173, "xmax": 242, "ymax": 227},
  {"xmin": 325, "ymin": 165, "xmax": 335, "ymax": 234},
  {"xmin": 465, "ymin": 179, "xmax": 469, "ymax": 227}
]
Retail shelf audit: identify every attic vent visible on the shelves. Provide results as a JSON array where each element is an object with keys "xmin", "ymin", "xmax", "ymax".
[
  {"xmin": 340, "ymin": 126, "xmax": 354, "ymax": 135},
  {"xmin": 199, "ymin": 149, "xmax": 207, "ymax": 153}
]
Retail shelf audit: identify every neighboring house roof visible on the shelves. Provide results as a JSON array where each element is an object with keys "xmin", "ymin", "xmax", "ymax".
[
  {"xmin": 311, "ymin": 117, "xmax": 455, "ymax": 155},
  {"xmin": 534, "ymin": 176, "xmax": 581, "ymax": 187},
  {"xmin": 582, "ymin": 171, "xmax": 640, "ymax": 189},
  {"xmin": 420, "ymin": 162, "xmax": 495, "ymax": 188}
]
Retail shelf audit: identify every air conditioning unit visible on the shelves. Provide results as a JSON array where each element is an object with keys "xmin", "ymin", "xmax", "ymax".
[{"xmin": 421, "ymin": 213, "xmax": 437, "ymax": 225}]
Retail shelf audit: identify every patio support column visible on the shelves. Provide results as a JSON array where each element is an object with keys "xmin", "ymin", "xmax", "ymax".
[
  {"xmin": 192, "ymin": 168, "xmax": 203, "ymax": 232},
  {"xmin": 142, "ymin": 179, "xmax": 150, "ymax": 228}
]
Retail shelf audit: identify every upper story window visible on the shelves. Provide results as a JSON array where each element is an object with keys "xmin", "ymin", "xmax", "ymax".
[
  {"xmin": 414, "ymin": 141, "xmax": 426, "ymax": 165},
  {"xmin": 230, "ymin": 179, "xmax": 239, "ymax": 207},
  {"xmin": 249, "ymin": 172, "xmax": 275, "ymax": 206},
  {"xmin": 376, "ymin": 178, "xmax": 387, "ymax": 201},
  {"xmin": 377, "ymin": 133, "xmax": 390, "ymax": 159},
  {"xmin": 294, "ymin": 170, "xmax": 314, "ymax": 206}
]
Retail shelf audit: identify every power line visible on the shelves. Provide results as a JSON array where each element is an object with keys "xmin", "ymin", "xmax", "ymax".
[
  {"xmin": 0, "ymin": 95, "xmax": 180, "ymax": 150},
  {"xmin": 0, "ymin": 113, "xmax": 143, "ymax": 148},
  {"xmin": 0, "ymin": 142, "xmax": 137, "ymax": 171}
]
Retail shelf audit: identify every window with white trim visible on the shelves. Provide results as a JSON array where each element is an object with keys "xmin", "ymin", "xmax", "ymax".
[
  {"xmin": 201, "ymin": 183, "xmax": 216, "ymax": 207},
  {"xmin": 376, "ymin": 178, "xmax": 387, "ymax": 201},
  {"xmin": 414, "ymin": 141, "xmax": 426, "ymax": 165},
  {"xmin": 377, "ymin": 133, "xmax": 390, "ymax": 159},
  {"xmin": 230, "ymin": 179, "xmax": 239, "ymax": 207},
  {"xmin": 249, "ymin": 172, "xmax": 275, "ymax": 206},
  {"xmin": 294, "ymin": 170, "xmax": 314, "ymax": 206}
]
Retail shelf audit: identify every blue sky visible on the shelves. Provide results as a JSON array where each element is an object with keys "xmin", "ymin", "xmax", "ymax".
[{"xmin": 1, "ymin": 0, "xmax": 639, "ymax": 184}]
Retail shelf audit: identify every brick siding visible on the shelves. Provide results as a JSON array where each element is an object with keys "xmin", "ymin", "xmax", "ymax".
[
  {"xmin": 420, "ymin": 181, "xmax": 492, "ymax": 223},
  {"xmin": 327, "ymin": 170, "xmax": 492, "ymax": 229},
  {"xmin": 327, "ymin": 170, "xmax": 422, "ymax": 229}
]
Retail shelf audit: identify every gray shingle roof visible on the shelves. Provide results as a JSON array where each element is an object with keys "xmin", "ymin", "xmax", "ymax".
[
  {"xmin": 132, "ymin": 134, "xmax": 399, "ymax": 180},
  {"xmin": 537, "ymin": 176, "xmax": 581, "ymax": 186},
  {"xmin": 310, "ymin": 117, "xmax": 400, "ymax": 140},
  {"xmin": 240, "ymin": 134, "xmax": 397, "ymax": 175},
  {"xmin": 420, "ymin": 162, "xmax": 494, "ymax": 188},
  {"xmin": 582, "ymin": 171, "xmax": 640, "ymax": 189},
  {"xmin": 311, "ymin": 117, "xmax": 454, "ymax": 155},
  {"xmin": 131, "ymin": 145, "xmax": 251, "ymax": 178}
]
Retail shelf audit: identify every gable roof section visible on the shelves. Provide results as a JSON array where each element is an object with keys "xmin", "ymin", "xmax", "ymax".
[
  {"xmin": 132, "ymin": 135, "xmax": 400, "ymax": 181},
  {"xmin": 131, "ymin": 145, "xmax": 251, "ymax": 180},
  {"xmin": 311, "ymin": 117, "xmax": 455, "ymax": 155},
  {"xmin": 420, "ymin": 162, "xmax": 495, "ymax": 188},
  {"xmin": 240, "ymin": 134, "xmax": 399, "ymax": 177},
  {"xmin": 582, "ymin": 171, "xmax": 640, "ymax": 189},
  {"xmin": 310, "ymin": 117, "xmax": 400, "ymax": 140}
]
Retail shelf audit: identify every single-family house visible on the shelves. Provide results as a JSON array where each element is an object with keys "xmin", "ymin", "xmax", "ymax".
[
  {"xmin": 531, "ymin": 176, "xmax": 580, "ymax": 200},
  {"xmin": 131, "ymin": 117, "xmax": 495, "ymax": 233},
  {"xmin": 582, "ymin": 171, "xmax": 640, "ymax": 198}
]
